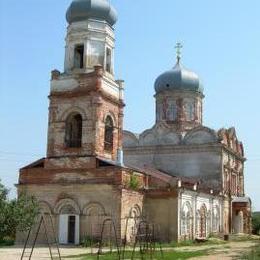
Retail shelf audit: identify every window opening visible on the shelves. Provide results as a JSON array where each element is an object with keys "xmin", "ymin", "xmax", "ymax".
[
  {"xmin": 65, "ymin": 114, "xmax": 82, "ymax": 148},
  {"xmin": 105, "ymin": 47, "xmax": 112, "ymax": 73},
  {"xmin": 104, "ymin": 116, "xmax": 114, "ymax": 152},
  {"xmin": 74, "ymin": 45, "xmax": 84, "ymax": 69}
]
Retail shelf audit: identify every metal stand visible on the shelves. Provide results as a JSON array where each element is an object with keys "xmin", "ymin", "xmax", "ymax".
[
  {"xmin": 20, "ymin": 213, "xmax": 61, "ymax": 260},
  {"xmin": 97, "ymin": 218, "xmax": 121, "ymax": 260},
  {"xmin": 131, "ymin": 221, "xmax": 164, "ymax": 260}
]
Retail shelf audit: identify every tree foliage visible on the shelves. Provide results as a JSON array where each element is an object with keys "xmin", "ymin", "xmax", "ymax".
[
  {"xmin": 252, "ymin": 212, "xmax": 260, "ymax": 235},
  {"xmin": 0, "ymin": 179, "xmax": 39, "ymax": 241}
]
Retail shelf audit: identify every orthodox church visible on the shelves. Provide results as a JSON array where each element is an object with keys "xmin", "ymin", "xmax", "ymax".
[{"xmin": 17, "ymin": 0, "xmax": 251, "ymax": 244}]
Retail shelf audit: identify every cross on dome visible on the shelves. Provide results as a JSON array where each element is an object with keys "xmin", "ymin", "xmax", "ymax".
[{"xmin": 175, "ymin": 42, "xmax": 183, "ymax": 64}]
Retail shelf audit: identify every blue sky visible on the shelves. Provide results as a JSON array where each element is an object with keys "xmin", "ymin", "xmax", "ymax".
[{"xmin": 0, "ymin": 0, "xmax": 260, "ymax": 210}]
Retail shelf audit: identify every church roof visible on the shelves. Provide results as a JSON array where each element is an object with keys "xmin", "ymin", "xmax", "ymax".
[
  {"xmin": 20, "ymin": 158, "xmax": 45, "ymax": 170},
  {"xmin": 154, "ymin": 61, "xmax": 203, "ymax": 94},
  {"xmin": 232, "ymin": 197, "xmax": 251, "ymax": 204},
  {"xmin": 66, "ymin": 0, "xmax": 118, "ymax": 26}
]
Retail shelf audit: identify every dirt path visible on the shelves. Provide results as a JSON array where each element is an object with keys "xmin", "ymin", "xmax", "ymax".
[
  {"xmin": 0, "ymin": 246, "xmax": 89, "ymax": 260},
  {"xmin": 0, "ymin": 240, "xmax": 259, "ymax": 259}
]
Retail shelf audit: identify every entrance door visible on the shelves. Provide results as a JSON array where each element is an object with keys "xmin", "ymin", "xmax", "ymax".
[
  {"xmin": 59, "ymin": 214, "xmax": 79, "ymax": 244},
  {"xmin": 59, "ymin": 215, "xmax": 68, "ymax": 244},
  {"xmin": 233, "ymin": 211, "xmax": 244, "ymax": 234},
  {"xmin": 68, "ymin": 215, "xmax": 76, "ymax": 244}
]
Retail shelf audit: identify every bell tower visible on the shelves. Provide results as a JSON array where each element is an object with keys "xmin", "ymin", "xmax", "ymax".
[{"xmin": 46, "ymin": 0, "xmax": 124, "ymax": 162}]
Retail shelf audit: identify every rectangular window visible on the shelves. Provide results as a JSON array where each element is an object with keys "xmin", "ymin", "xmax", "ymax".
[
  {"xmin": 74, "ymin": 45, "xmax": 84, "ymax": 69},
  {"xmin": 105, "ymin": 47, "xmax": 112, "ymax": 73},
  {"xmin": 87, "ymin": 40, "xmax": 105, "ymax": 67},
  {"xmin": 231, "ymin": 174, "xmax": 237, "ymax": 195}
]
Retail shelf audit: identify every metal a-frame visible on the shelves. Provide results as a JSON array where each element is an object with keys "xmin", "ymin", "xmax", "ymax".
[{"xmin": 20, "ymin": 213, "xmax": 61, "ymax": 260}]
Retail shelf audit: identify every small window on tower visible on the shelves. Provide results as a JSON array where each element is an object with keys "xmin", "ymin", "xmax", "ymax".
[
  {"xmin": 65, "ymin": 113, "xmax": 83, "ymax": 148},
  {"xmin": 74, "ymin": 45, "xmax": 84, "ymax": 69},
  {"xmin": 105, "ymin": 47, "xmax": 112, "ymax": 73},
  {"xmin": 185, "ymin": 102, "xmax": 195, "ymax": 121},
  {"xmin": 104, "ymin": 116, "xmax": 114, "ymax": 152}
]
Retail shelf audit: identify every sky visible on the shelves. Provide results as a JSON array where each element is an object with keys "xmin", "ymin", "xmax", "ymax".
[{"xmin": 0, "ymin": 0, "xmax": 259, "ymax": 210}]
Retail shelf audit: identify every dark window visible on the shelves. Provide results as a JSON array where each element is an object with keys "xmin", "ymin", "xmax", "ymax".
[
  {"xmin": 74, "ymin": 45, "xmax": 84, "ymax": 69},
  {"xmin": 104, "ymin": 116, "xmax": 114, "ymax": 152},
  {"xmin": 105, "ymin": 47, "xmax": 112, "ymax": 73},
  {"xmin": 65, "ymin": 114, "xmax": 82, "ymax": 148}
]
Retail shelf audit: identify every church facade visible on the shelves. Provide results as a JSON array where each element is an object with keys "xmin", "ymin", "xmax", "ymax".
[{"xmin": 17, "ymin": 0, "xmax": 251, "ymax": 245}]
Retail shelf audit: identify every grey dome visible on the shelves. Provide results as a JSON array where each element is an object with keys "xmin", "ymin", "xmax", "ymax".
[
  {"xmin": 66, "ymin": 0, "xmax": 118, "ymax": 26},
  {"xmin": 154, "ymin": 62, "xmax": 203, "ymax": 94}
]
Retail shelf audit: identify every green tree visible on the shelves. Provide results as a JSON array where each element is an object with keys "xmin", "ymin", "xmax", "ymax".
[
  {"xmin": 0, "ymin": 180, "xmax": 9, "ymax": 241},
  {"xmin": 252, "ymin": 212, "xmax": 260, "ymax": 235},
  {"xmin": 0, "ymin": 179, "xmax": 39, "ymax": 242}
]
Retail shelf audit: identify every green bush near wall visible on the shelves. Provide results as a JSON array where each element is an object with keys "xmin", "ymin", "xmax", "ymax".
[
  {"xmin": 0, "ymin": 179, "xmax": 39, "ymax": 242},
  {"xmin": 129, "ymin": 175, "xmax": 140, "ymax": 190},
  {"xmin": 252, "ymin": 212, "xmax": 260, "ymax": 235}
]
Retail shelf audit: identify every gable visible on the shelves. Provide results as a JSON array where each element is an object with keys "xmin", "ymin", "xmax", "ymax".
[{"xmin": 184, "ymin": 127, "xmax": 218, "ymax": 145}]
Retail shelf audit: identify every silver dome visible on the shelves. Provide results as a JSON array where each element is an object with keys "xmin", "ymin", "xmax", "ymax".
[
  {"xmin": 66, "ymin": 0, "xmax": 118, "ymax": 26},
  {"xmin": 154, "ymin": 62, "xmax": 203, "ymax": 94}
]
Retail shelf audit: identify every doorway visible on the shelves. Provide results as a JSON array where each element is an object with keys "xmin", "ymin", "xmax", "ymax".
[
  {"xmin": 68, "ymin": 215, "xmax": 76, "ymax": 244},
  {"xmin": 233, "ymin": 210, "xmax": 244, "ymax": 234},
  {"xmin": 59, "ymin": 214, "xmax": 79, "ymax": 245}
]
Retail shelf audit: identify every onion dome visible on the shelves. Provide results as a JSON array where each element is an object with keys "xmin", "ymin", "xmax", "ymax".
[
  {"xmin": 66, "ymin": 0, "xmax": 118, "ymax": 26},
  {"xmin": 154, "ymin": 43, "xmax": 203, "ymax": 94},
  {"xmin": 154, "ymin": 62, "xmax": 203, "ymax": 94}
]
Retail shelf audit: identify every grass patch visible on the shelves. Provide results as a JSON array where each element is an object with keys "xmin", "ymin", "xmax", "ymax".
[
  {"xmin": 236, "ymin": 242, "xmax": 260, "ymax": 259},
  {"xmin": 231, "ymin": 234, "xmax": 260, "ymax": 242},
  {"xmin": 160, "ymin": 238, "xmax": 227, "ymax": 248},
  {"xmin": 65, "ymin": 249, "xmax": 209, "ymax": 260}
]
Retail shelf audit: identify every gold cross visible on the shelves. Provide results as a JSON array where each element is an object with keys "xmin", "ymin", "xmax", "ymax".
[{"xmin": 175, "ymin": 42, "xmax": 183, "ymax": 63}]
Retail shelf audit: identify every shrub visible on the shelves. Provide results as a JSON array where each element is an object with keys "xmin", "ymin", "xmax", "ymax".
[
  {"xmin": 252, "ymin": 212, "xmax": 260, "ymax": 235},
  {"xmin": 0, "ymin": 179, "xmax": 39, "ymax": 241},
  {"xmin": 129, "ymin": 175, "xmax": 139, "ymax": 190}
]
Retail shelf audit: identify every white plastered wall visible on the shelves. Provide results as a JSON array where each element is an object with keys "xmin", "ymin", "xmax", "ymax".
[{"xmin": 179, "ymin": 191, "xmax": 223, "ymax": 240}]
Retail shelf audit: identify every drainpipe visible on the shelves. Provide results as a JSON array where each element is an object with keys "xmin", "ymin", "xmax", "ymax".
[{"xmin": 117, "ymin": 148, "xmax": 124, "ymax": 167}]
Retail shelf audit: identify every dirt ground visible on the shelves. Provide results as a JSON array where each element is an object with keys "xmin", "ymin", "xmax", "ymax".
[{"xmin": 0, "ymin": 240, "xmax": 259, "ymax": 260}]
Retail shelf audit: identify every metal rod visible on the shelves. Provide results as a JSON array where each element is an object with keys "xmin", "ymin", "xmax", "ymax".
[
  {"xmin": 29, "ymin": 216, "xmax": 43, "ymax": 260},
  {"xmin": 42, "ymin": 215, "xmax": 53, "ymax": 260},
  {"xmin": 20, "ymin": 225, "xmax": 32, "ymax": 260},
  {"xmin": 49, "ymin": 213, "xmax": 62, "ymax": 259}
]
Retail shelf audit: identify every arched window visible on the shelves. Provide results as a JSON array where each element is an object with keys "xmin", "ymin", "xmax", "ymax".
[
  {"xmin": 184, "ymin": 102, "xmax": 195, "ymax": 121},
  {"xmin": 198, "ymin": 204, "xmax": 207, "ymax": 238},
  {"xmin": 65, "ymin": 113, "xmax": 82, "ymax": 148},
  {"xmin": 168, "ymin": 102, "xmax": 177, "ymax": 121},
  {"xmin": 213, "ymin": 206, "xmax": 220, "ymax": 232},
  {"xmin": 181, "ymin": 202, "xmax": 193, "ymax": 239},
  {"xmin": 104, "ymin": 116, "xmax": 114, "ymax": 152}
]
